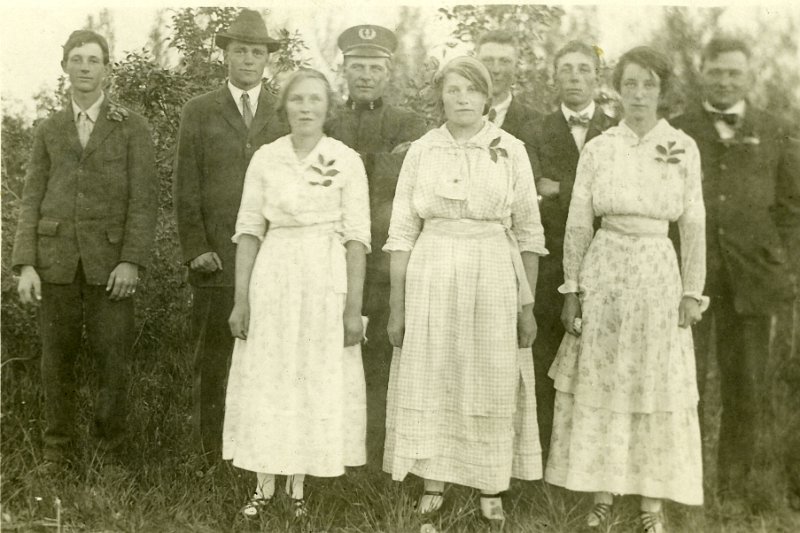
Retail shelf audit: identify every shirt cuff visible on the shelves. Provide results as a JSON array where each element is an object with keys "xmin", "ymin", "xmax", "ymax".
[
  {"xmin": 682, "ymin": 292, "xmax": 710, "ymax": 313},
  {"xmin": 558, "ymin": 281, "xmax": 579, "ymax": 294},
  {"xmin": 231, "ymin": 230, "xmax": 265, "ymax": 244}
]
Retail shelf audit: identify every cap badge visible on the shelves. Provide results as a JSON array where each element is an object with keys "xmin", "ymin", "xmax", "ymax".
[{"xmin": 358, "ymin": 27, "xmax": 377, "ymax": 40}]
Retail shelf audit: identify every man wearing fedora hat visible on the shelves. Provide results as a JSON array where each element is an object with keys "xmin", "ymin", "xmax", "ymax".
[
  {"xmin": 327, "ymin": 24, "xmax": 426, "ymax": 464},
  {"xmin": 174, "ymin": 8, "xmax": 288, "ymax": 460}
]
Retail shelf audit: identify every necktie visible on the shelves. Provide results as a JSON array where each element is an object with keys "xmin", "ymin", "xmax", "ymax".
[
  {"xmin": 568, "ymin": 114, "xmax": 590, "ymax": 128},
  {"xmin": 487, "ymin": 108, "xmax": 498, "ymax": 123},
  {"xmin": 710, "ymin": 111, "xmax": 739, "ymax": 126},
  {"xmin": 241, "ymin": 93, "xmax": 253, "ymax": 129},
  {"xmin": 77, "ymin": 112, "xmax": 92, "ymax": 148}
]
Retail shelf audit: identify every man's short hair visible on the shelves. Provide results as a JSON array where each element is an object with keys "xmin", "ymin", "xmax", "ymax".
[
  {"xmin": 476, "ymin": 30, "xmax": 519, "ymax": 51},
  {"xmin": 701, "ymin": 36, "xmax": 751, "ymax": 67},
  {"xmin": 62, "ymin": 30, "xmax": 110, "ymax": 65},
  {"xmin": 554, "ymin": 40, "xmax": 601, "ymax": 72}
]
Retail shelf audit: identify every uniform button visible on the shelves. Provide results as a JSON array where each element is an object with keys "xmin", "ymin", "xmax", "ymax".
[
  {"xmin": 718, "ymin": 228, "xmax": 725, "ymax": 235},
  {"xmin": 78, "ymin": 192, "xmax": 85, "ymax": 199},
  {"xmin": 718, "ymin": 194, "xmax": 726, "ymax": 202},
  {"xmin": 720, "ymin": 163, "xmax": 727, "ymax": 170},
  {"xmin": 246, "ymin": 143, "xmax": 252, "ymax": 149}
]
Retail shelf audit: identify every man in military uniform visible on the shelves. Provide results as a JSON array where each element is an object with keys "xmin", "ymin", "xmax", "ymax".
[
  {"xmin": 327, "ymin": 24, "xmax": 426, "ymax": 463},
  {"xmin": 530, "ymin": 40, "xmax": 617, "ymax": 456}
]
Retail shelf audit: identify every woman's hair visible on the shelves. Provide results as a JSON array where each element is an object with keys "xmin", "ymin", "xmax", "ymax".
[
  {"xmin": 431, "ymin": 56, "xmax": 493, "ymax": 119},
  {"xmin": 612, "ymin": 46, "xmax": 673, "ymax": 95},
  {"xmin": 276, "ymin": 68, "xmax": 337, "ymax": 122}
]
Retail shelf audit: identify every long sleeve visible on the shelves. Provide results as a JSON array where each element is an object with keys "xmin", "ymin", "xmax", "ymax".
[
  {"xmin": 383, "ymin": 143, "xmax": 423, "ymax": 252},
  {"xmin": 509, "ymin": 140, "xmax": 547, "ymax": 255},
  {"xmin": 11, "ymin": 123, "xmax": 50, "ymax": 269},
  {"xmin": 341, "ymin": 150, "xmax": 371, "ymax": 251},
  {"xmin": 173, "ymin": 101, "xmax": 211, "ymax": 263},
  {"xmin": 120, "ymin": 115, "xmax": 158, "ymax": 268},
  {"xmin": 232, "ymin": 150, "xmax": 268, "ymax": 243},
  {"xmin": 677, "ymin": 140, "xmax": 707, "ymax": 300},
  {"xmin": 560, "ymin": 144, "xmax": 597, "ymax": 294},
  {"xmin": 775, "ymin": 134, "xmax": 800, "ymax": 276}
]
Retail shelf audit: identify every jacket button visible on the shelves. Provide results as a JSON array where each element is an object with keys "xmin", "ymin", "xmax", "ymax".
[
  {"xmin": 78, "ymin": 192, "xmax": 85, "ymax": 199},
  {"xmin": 246, "ymin": 143, "xmax": 252, "ymax": 149},
  {"xmin": 718, "ymin": 227, "xmax": 725, "ymax": 235},
  {"xmin": 720, "ymin": 163, "xmax": 727, "ymax": 170},
  {"xmin": 718, "ymin": 194, "xmax": 726, "ymax": 202}
]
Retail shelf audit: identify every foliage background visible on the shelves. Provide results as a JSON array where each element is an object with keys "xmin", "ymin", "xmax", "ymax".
[{"xmin": 1, "ymin": 4, "xmax": 799, "ymax": 531}]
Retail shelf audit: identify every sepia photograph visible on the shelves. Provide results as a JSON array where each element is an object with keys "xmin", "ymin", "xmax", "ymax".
[{"xmin": 1, "ymin": 1, "xmax": 798, "ymax": 531}]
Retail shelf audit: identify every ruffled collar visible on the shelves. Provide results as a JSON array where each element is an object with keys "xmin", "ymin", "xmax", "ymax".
[
  {"xmin": 421, "ymin": 119, "xmax": 505, "ymax": 149},
  {"xmin": 607, "ymin": 118, "xmax": 675, "ymax": 145}
]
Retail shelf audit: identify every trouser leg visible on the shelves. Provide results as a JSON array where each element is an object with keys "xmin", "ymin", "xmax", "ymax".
[
  {"xmin": 191, "ymin": 286, "xmax": 235, "ymax": 458},
  {"xmin": 40, "ymin": 277, "xmax": 84, "ymax": 460},
  {"xmin": 363, "ymin": 280, "xmax": 391, "ymax": 465},
  {"xmin": 84, "ymin": 278, "xmax": 135, "ymax": 445}
]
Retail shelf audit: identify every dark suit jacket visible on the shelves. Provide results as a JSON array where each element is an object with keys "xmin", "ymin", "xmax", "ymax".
[
  {"xmin": 174, "ymin": 85, "xmax": 288, "ymax": 287},
  {"xmin": 327, "ymin": 103, "xmax": 426, "ymax": 285},
  {"xmin": 12, "ymin": 98, "xmax": 157, "ymax": 285},
  {"xmin": 672, "ymin": 103, "xmax": 800, "ymax": 314},
  {"xmin": 500, "ymin": 97, "xmax": 543, "ymax": 177}
]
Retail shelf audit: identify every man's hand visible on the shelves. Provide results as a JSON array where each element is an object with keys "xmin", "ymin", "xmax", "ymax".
[
  {"xmin": 536, "ymin": 178, "xmax": 560, "ymax": 199},
  {"xmin": 18, "ymin": 265, "xmax": 42, "ymax": 305},
  {"xmin": 190, "ymin": 252, "xmax": 223, "ymax": 273},
  {"xmin": 106, "ymin": 262, "xmax": 139, "ymax": 301}
]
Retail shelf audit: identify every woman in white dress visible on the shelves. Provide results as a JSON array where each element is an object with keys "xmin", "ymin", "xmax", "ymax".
[
  {"xmin": 223, "ymin": 69, "xmax": 371, "ymax": 517},
  {"xmin": 383, "ymin": 56, "xmax": 547, "ymax": 525},
  {"xmin": 545, "ymin": 47, "xmax": 706, "ymax": 533}
]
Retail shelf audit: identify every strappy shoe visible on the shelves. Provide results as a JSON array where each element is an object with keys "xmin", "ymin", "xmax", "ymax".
[
  {"xmin": 585, "ymin": 502, "xmax": 612, "ymax": 528},
  {"xmin": 479, "ymin": 493, "xmax": 506, "ymax": 530},
  {"xmin": 285, "ymin": 475, "xmax": 307, "ymax": 518},
  {"xmin": 640, "ymin": 511, "xmax": 664, "ymax": 533},
  {"xmin": 416, "ymin": 490, "xmax": 444, "ymax": 515},
  {"xmin": 241, "ymin": 494, "xmax": 272, "ymax": 518}
]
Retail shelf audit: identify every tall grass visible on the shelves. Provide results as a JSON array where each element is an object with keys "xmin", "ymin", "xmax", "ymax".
[{"xmin": 2, "ymin": 303, "xmax": 799, "ymax": 532}]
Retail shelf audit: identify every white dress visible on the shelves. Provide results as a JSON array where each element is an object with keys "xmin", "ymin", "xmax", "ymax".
[
  {"xmin": 383, "ymin": 122, "xmax": 548, "ymax": 492},
  {"xmin": 545, "ymin": 120, "xmax": 706, "ymax": 505},
  {"xmin": 222, "ymin": 135, "xmax": 371, "ymax": 476}
]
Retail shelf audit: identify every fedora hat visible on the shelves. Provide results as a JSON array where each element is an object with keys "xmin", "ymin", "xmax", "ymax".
[{"xmin": 216, "ymin": 9, "xmax": 281, "ymax": 52}]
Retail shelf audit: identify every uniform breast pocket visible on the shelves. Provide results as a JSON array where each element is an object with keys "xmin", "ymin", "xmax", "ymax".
[{"xmin": 104, "ymin": 145, "xmax": 127, "ymax": 175}]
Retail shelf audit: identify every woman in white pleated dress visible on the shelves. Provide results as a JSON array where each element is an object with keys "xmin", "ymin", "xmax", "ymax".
[
  {"xmin": 546, "ymin": 47, "xmax": 706, "ymax": 533},
  {"xmin": 383, "ymin": 56, "xmax": 547, "ymax": 525},
  {"xmin": 223, "ymin": 69, "xmax": 370, "ymax": 518}
]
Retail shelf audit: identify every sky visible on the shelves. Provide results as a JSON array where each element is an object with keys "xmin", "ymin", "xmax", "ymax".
[{"xmin": 1, "ymin": 1, "xmax": 798, "ymax": 120}]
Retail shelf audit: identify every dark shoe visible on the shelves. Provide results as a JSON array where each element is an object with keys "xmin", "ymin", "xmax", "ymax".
[
  {"xmin": 479, "ymin": 492, "xmax": 506, "ymax": 530},
  {"xmin": 242, "ymin": 494, "xmax": 272, "ymax": 518},
  {"xmin": 290, "ymin": 497, "xmax": 307, "ymax": 518},
  {"xmin": 586, "ymin": 502, "xmax": 612, "ymax": 528},
  {"xmin": 416, "ymin": 490, "xmax": 444, "ymax": 515},
  {"xmin": 640, "ymin": 511, "xmax": 664, "ymax": 533}
]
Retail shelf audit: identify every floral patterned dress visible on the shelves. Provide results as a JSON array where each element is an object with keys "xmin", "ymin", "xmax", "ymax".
[
  {"xmin": 222, "ymin": 135, "xmax": 371, "ymax": 476},
  {"xmin": 545, "ymin": 119, "xmax": 706, "ymax": 505},
  {"xmin": 383, "ymin": 121, "xmax": 548, "ymax": 492}
]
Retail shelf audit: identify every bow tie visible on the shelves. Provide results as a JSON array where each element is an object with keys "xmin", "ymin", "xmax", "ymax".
[
  {"xmin": 568, "ymin": 114, "xmax": 590, "ymax": 128},
  {"xmin": 347, "ymin": 97, "xmax": 384, "ymax": 111},
  {"xmin": 709, "ymin": 111, "xmax": 739, "ymax": 126}
]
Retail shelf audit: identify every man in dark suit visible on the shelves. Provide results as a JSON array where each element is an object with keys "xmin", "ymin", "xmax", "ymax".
[
  {"xmin": 530, "ymin": 41, "xmax": 617, "ymax": 455},
  {"xmin": 672, "ymin": 36, "xmax": 800, "ymax": 494},
  {"xmin": 12, "ymin": 30, "xmax": 157, "ymax": 467},
  {"xmin": 327, "ymin": 25, "xmax": 426, "ymax": 463},
  {"xmin": 174, "ymin": 9, "xmax": 288, "ymax": 460},
  {"xmin": 476, "ymin": 30, "xmax": 541, "ymax": 172}
]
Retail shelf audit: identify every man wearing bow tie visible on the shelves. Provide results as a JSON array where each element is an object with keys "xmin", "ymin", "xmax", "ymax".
[
  {"xmin": 174, "ymin": 9, "xmax": 288, "ymax": 461},
  {"xmin": 327, "ymin": 25, "xmax": 426, "ymax": 464},
  {"xmin": 529, "ymin": 41, "xmax": 617, "ymax": 455},
  {"xmin": 12, "ymin": 30, "xmax": 157, "ymax": 468},
  {"xmin": 672, "ymin": 36, "xmax": 800, "ymax": 496},
  {"xmin": 476, "ymin": 30, "xmax": 541, "ymax": 172}
]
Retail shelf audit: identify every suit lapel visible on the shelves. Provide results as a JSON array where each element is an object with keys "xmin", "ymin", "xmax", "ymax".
[
  {"xmin": 217, "ymin": 86, "xmax": 249, "ymax": 137},
  {"xmin": 586, "ymin": 106, "xmax": 611, "ymax": 143},
  {"xmin": 57, "ymin": 107, "xmax": 84, "ymax": 157},
  {"xmin": 552, "ymin": 111, "xmax": 580, "ymax": 159},
  {"xmin": 501, "ymin": 98, "xmax": 520, "ymax": 134},
  {"xmin": 81, "ymin": 99, "xmax": 117, "ymax": 161}
]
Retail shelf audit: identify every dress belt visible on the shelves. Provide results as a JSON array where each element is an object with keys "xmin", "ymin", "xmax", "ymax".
[
  {"xmin": 423, "ymin": 218, "xmax": 534, "ymax": 310},
  {"xmin": 267, "ymin": 222, "xmax": 347, "ymax": 294},
  {"xmin": 600, "ymin": 215, "xmax": 668, "ymax": 237}
]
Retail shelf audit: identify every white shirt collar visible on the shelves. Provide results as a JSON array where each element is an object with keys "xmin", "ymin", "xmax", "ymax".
[
  {"xmin": 561, "ymin": 100, "xmax": 595, "ymax": 123},
  {"xmin": 228, "ymin": 81, "xmax": 261, "ymax": 113},
  {"xmin": 491, "ymin": 92, "xmax": 512, "ymax": 114},
  {"xmin": 703, "ymin": 99, "xmax": 746, "ymax": 117},
  {"xmin": 72, "ymin": 92, "xmax": 105, "ymax": 123}
]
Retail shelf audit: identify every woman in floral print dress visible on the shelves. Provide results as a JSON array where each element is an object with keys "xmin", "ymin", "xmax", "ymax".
[
  {"xmin": 382, "ymin": 56, "xmax": 547, "ymax": 525},
  {"xmin": 545, "ymin": 47, "xmax": 707, "ymax": 533}
]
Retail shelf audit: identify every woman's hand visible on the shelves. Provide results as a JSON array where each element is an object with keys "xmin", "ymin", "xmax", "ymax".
[
  {"xmin": 518, "ymin": 306, "xmax": 538, "ymax": 348},
  {"xmin": 387, "ymin": 306, "xmax": 405, "ymax": 348},
  {"xmin": 343, "ymin": 310, "xmax": 364, "ymax": 347},
  {"xmin": 678, "ymin": 296, "xmax": 703, "ymax": 328},
  {"xmin": 228, "ymin": 302, "xmax": 250, "ymax": 340},
  {"xmin": 561, "ymin": 292, "xmax": 582, "ymax": 336}
]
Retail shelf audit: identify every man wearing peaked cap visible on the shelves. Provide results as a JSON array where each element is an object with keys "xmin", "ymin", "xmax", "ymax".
[
  {"xmin": 174, "ymin": 8, "xmax": 288, "ymax": 462},
  {"xmin": 327, "ymin": 24, "xmax": 426, "ymax": 465}
]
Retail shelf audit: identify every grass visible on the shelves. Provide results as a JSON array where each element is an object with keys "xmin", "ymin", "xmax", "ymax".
[{"xmin": 2, "ymin": 304, "xmax": 799, "ymax": 532}]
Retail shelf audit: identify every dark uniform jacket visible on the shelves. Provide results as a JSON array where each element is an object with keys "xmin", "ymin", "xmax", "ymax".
[
  {"xmin": 12, "ymin": 98, "xmax": 157, "ymax": 284},
  {"xmin": 672, "ymin": 103, "xmax": 800, "ymax": 314},
  {"xmin": 174, "ymin": 85, "xmax": 288, "ymax": 287},
  {"xmin": 327, "ymin": 101, "xmax": 426, "ymax": 283}
]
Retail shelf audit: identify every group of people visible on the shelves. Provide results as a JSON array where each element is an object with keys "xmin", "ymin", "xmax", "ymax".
[{"xmin": 11, "ymin": 8, "xmax": 799, "ymax": 533}]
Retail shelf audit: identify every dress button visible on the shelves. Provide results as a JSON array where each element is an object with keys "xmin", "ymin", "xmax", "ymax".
[
  {"xmin": 718, "ymin": 227, "xmax": 725, "ymax": 235},
  {"xmin": 720, "ymin": 163, "xmax": 727, "ymax": 171},
  {"xmin": 718, "ymin": 194, "xmax": 726, "ymax": 202}
]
